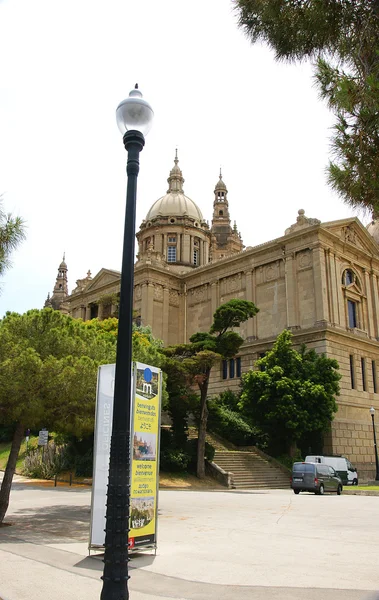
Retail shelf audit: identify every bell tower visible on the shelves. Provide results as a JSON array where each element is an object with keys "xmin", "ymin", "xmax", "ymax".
[
  {"xmin": 45, "ymin": 254, "xmax": 69, "ymax": 313},
  {"xmin": 210, "ymin": 170, "xmax": 243, "ymax": 261}
]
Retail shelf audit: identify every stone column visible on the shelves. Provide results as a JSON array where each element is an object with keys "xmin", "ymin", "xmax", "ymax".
[
  {"xmin": 166, "ymin": 234, "xmax": 170, "ymax": 260},
  {"xmin": 284, "ymin": 253, "xmax": 298, "ymax": 329},
  {"xmin": 364, "ymin": 270, "xmax": 375, "ymax": 337},
  {"xmin": 313, "ymin": 246, "xmax": 329, "ymax": 325},
  {"xmin": 85, "ymin": 306, "xmax": 91, "ymax": 321},
  {"xmin": 371, "ymin": 272, "xmax": 379, "ymax": 338},
  {"xmin": 245, "ymin": 270, "xmax": 254, "ymax": 339},
  {"xmin": 97, "ymin": 303, "xmax": 104, "ymax": 320},
  {"xmin": 211, "ymin": 281, "xmax": 218, "ymax": 316},
  {"xmin": 328, "ymin": 251, "xmax": 340, "ymax": 326},
  {"xmin": 335, "ymin": 256, "xmax": 345, "ymax": 328},
  {"xmin": 183, "ymin": 234, "xmax": 191, "ymax": 264},
  {"xmin": 162, "ymin": 287, "xmax": 169, "ymax": 345},
  {"xmin": 141, "ymin": 283, "xmax": 148, "ymax": 326},
  {"xmin": 146, "ymin": 283, "xmax": 154, "ymax": 327}
]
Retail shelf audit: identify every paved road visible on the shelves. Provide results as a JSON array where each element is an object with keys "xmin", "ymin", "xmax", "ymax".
[{"xmin": 0, "ymin": 477, "xmax": 378, "ymax": 600}]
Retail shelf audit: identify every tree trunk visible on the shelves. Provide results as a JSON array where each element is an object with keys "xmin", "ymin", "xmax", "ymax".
[
  {"xmin": 197, "ymin": 371, "xmax": 210, "ymax": 479},
  {"xmin": 0, "ymin": 422, "xmax": 24, "ymax": 524},
  {"xmin": 288, "ymin": 441, "xmax": 298, "ymax": 458}
]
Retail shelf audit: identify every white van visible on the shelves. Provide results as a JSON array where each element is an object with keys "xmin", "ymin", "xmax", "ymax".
[{"xmin": 305, "ymin": 455, "xmax": 358, "ymax": 485}]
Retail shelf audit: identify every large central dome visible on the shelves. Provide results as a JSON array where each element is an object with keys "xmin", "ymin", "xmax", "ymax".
[{"xmin": 145, "ymin": 153, "xmax": 204, "ymax": 222}]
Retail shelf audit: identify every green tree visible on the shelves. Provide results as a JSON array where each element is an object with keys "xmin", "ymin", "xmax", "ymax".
[
  {"xmin": 0, "ymin": 197, "xmax": 25, "ymax": 281},
  {"xmin": 0, "ymin": 309, "xmax": 116, "ymax": 523},
  {"xmin": 235, "ymin": 0, "xmax": 379, "ymax": 212},
  {"xmin": 239, "ymin": 329, "xmax": 340, "ymax": 456},
  {"xmin": 162, "ymin": 299, "xmax": 258, "ymax": 478}
]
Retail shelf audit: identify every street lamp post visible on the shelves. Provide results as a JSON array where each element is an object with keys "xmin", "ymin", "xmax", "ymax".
[
  {"xmin": 369, "ymin": 406, "xmax": 379, "ymax": 482},
  {"xmin": 100, "ymin": 84, "xmax": 154, "ymax": 600}
]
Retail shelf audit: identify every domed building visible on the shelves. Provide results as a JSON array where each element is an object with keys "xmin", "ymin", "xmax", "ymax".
[
  {"xmin": 59, "ymin": 156, "xmax": 379, "ymax": 481},
  {"xmin": 136, "ymin": 152, "xmax": 212, "ymax": 270}
]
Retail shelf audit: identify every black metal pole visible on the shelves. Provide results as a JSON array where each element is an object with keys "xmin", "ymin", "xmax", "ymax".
[
  {"xmin": 101, "ymin": 129, "xmax": 145, "ymax": 600},
  {"xmin": 371, "ymin": 413, "xmax": 379, "ymax": 482}
]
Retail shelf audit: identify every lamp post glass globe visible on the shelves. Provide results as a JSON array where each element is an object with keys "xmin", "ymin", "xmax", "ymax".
[
  {"xmin": 370, "ymin": 406, "xmax": 375, "ymax": 417},
  {"xmin": 116, "ymin": 84, "xmax": 154, "ymax": 136}
]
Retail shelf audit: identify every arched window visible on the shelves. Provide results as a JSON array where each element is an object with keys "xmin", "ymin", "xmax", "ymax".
[
  {"xmin": 219, "ymin": 210, "xmax": 223, "ymax": 216},
  {"xmin": 342, "ymin": 269, "xmax": 355, "ymax": 286}
]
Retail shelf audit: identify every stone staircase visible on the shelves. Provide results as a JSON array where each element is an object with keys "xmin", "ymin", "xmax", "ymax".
[
  {"xmin": 188, "ymin": 428, "xmax": 290, "ymax": 489},
  {"xmin": 213, "ymin": 449, "xmax": 290, "ymax": 490}
]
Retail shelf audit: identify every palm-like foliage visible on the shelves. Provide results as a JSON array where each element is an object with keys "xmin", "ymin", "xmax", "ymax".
[
  {"xmin": 0, "ymin": 197, "xmax": 26, "ymax": 279},
  {"xmin": 235, "ymin": 0, "xmax": 379, "ymax": 212}
]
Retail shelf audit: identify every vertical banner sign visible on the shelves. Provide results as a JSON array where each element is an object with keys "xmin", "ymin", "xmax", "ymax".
[
  {"xmin": 129, "ymin": 362, "xmax": 162, "ymax": 550},
  {"xmin": 90, "ymin": 363, "xmax": 115, "ymax": 548},
  {"xmin": 89, "ymin": 361, "xmax": 161, "ymax": 552}
]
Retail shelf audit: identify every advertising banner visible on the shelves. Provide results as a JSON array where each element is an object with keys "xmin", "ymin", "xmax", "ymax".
[
  {"xmin": 90, "ymin": 363, "xmax": 115, "ymax": 548},
  {"xmin": 89, "ymin": 361, "xmax": 161, "ymax": 552},
  {"xmin": 129, "ymin": 362, "xmax": 162, "ymax": 550}
]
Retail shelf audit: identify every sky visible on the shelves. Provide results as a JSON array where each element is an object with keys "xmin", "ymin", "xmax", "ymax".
[{"xmin": 0, "ymin": 0, "xmax": 365, "ymax": 317}]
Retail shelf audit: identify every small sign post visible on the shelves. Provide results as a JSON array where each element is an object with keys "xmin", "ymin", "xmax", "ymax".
[{"xmin": 38, "ymin": 429, "xmax": 48, "ymax": 446}]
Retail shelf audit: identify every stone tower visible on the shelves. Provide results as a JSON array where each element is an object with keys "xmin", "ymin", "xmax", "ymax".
[
  {"xmin": 210, "ymin": 170, "xmax": 244, "ymax": 261},
  {"xmin": 45, "ymin": 254, "xmax": 69, "ymax": 313}
]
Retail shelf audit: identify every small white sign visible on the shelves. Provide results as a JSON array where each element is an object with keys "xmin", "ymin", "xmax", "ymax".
[{"xmin": 38, "ymin": 429, "xmax": 48, "ymax": 446}]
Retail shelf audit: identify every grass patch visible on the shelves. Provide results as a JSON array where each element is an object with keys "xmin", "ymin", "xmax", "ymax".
[
  {"xmin": 355, "ymin": 485, "xmax": 379, "ymax": 491},
  {"xmin": 0, "ymin": 436, "xmax": 39, "ymax": 472}
]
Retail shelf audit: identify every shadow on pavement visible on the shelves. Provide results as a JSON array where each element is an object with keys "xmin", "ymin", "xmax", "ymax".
[
  {"xmin": 75, "ymin": 552, "xmax": 155, "ymax": 573},
  {"xmin": 1, "ymin": 503, "xmax": 90, "ymax": 543}
]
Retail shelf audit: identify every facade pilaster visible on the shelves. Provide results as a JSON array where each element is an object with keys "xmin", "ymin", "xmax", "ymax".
[
  {"xmin": 141, "ymin": 283, "xmax": 148, "ymax": 326},
  {"xmin": 328, "ymin": 250, "xmax": 340, "ymax": 326},
  {"xmin": 364, "ymin": 270, "xmax": 375, "ymax": 337},
  {"xmin": 211, "ymin": 281, "xmax": 218, "ymax": 316},
  {"xmin": 183, "ymin": 234, "xmax": 190, "ymax": 263},
  {"xmin": 284, "ymin": 253, "xmax": 298, "ymax": 329},
  {"xmin": 335, "ymin": 256, "xmax": 345, "ymax": 327},
  {"xmin": 97, "ymin": 303, "xmax": 103, "ymax": 320},
  {"xmin": 371, "ymin": 273, "xmax": 379, "ymax": 338},
  {"xmin": 162, "ymin": 286, "xmax": 169, "ymax": 345},
  {"xmin": 313, "ymin": 246, "xmax": 329, "ymax": 324},
  {"xmin": 245, "ymin": 270, "xmax": 254, "ymax": 339},
  {"xmin": 146, "ymin": 283, "xmax": 154, "ymax": 327}
]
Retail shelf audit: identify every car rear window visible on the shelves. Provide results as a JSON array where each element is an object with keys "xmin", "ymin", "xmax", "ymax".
[{"xmin": 293, "ymin": 463, "xmax": 314, "ymax": 472}]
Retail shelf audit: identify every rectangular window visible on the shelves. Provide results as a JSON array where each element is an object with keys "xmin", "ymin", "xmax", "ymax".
[
  {"xmin": 193, "ymin": 249, "xmax": 199, "ymax": 265},
  {"xmin": 259, "ymin": 352, "xmax": 266, "ymax": 372},
  {"xmin": 373, "ymin": 360, "xmax": 377, "ymax": 393},
  {"xmin": 229, "ymin": 359, "xmax": 235, "ymax": 379},
  {"xmin": 361, "ymin": 357, "xmax": 366, "ymax": 391},
  {"xmin": 168, "ymin": 236, "xmax": 176, "ymax": 243},
  {"xmin": 167, "ymin": 246, "xmax": 176, "ymax": 262},
  {"xmin": 348, "ymin": 300, "xmax": 357, "ymax": 328},
  {"xmin": 236, "ymin": 357, "xmax": 241, "ymax": 377},
  {"xmin": 222, "ymin": 360, "xmax": 228, "ymax": 380},
  {"xmin": 350, "ymin": 354, "xmax": 355, "ymax": 389}
]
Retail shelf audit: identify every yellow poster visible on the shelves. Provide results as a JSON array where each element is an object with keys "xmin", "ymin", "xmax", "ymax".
[{"xmin": 129, "ymin": 362, "xmax": 161, "ymax": 550}]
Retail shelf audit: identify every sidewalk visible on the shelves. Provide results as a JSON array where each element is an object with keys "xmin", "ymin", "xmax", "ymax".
[{"xmin": 1, "ymin": 476, "xmax": 379, "ymax": 600}]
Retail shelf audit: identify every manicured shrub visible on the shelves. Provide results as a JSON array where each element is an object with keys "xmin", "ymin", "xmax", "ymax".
[{"xmin": 207, "ymin": 401, "xmax": 256, "ymax": 446}]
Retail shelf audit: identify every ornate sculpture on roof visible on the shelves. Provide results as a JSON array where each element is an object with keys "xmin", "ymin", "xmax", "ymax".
[
  {"xmin": 285, "ymin": 209, "xmax": 321, "ymax": 235},
  {"xmin": 71, "ymin": 269, "xmax": 93, "ymax": 294},
  {"xmin": 366, "ymin": 210, "xmax": 379, "ymax": 245}
]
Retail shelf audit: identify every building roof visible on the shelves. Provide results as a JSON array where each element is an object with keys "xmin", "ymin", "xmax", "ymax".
[{"xmin": 145, "ymin": 152, "xmax": 204, "ymax": 222}]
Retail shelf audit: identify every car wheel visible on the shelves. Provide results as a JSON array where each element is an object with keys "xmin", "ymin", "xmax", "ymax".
[
  {"xmin": 293, "ymin": 490, "xmax": 300, "ymax": 495},
  {"xmin": 353, "ymin": 478, "xmax": 358, "ymax": 486},
  {"xmin": 318, "ymin": 484, "xmax": 325, "ymax": 495},
  {"xmin": 337, "ymin": 484, "xmax": 342, "ymax": 495}
]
